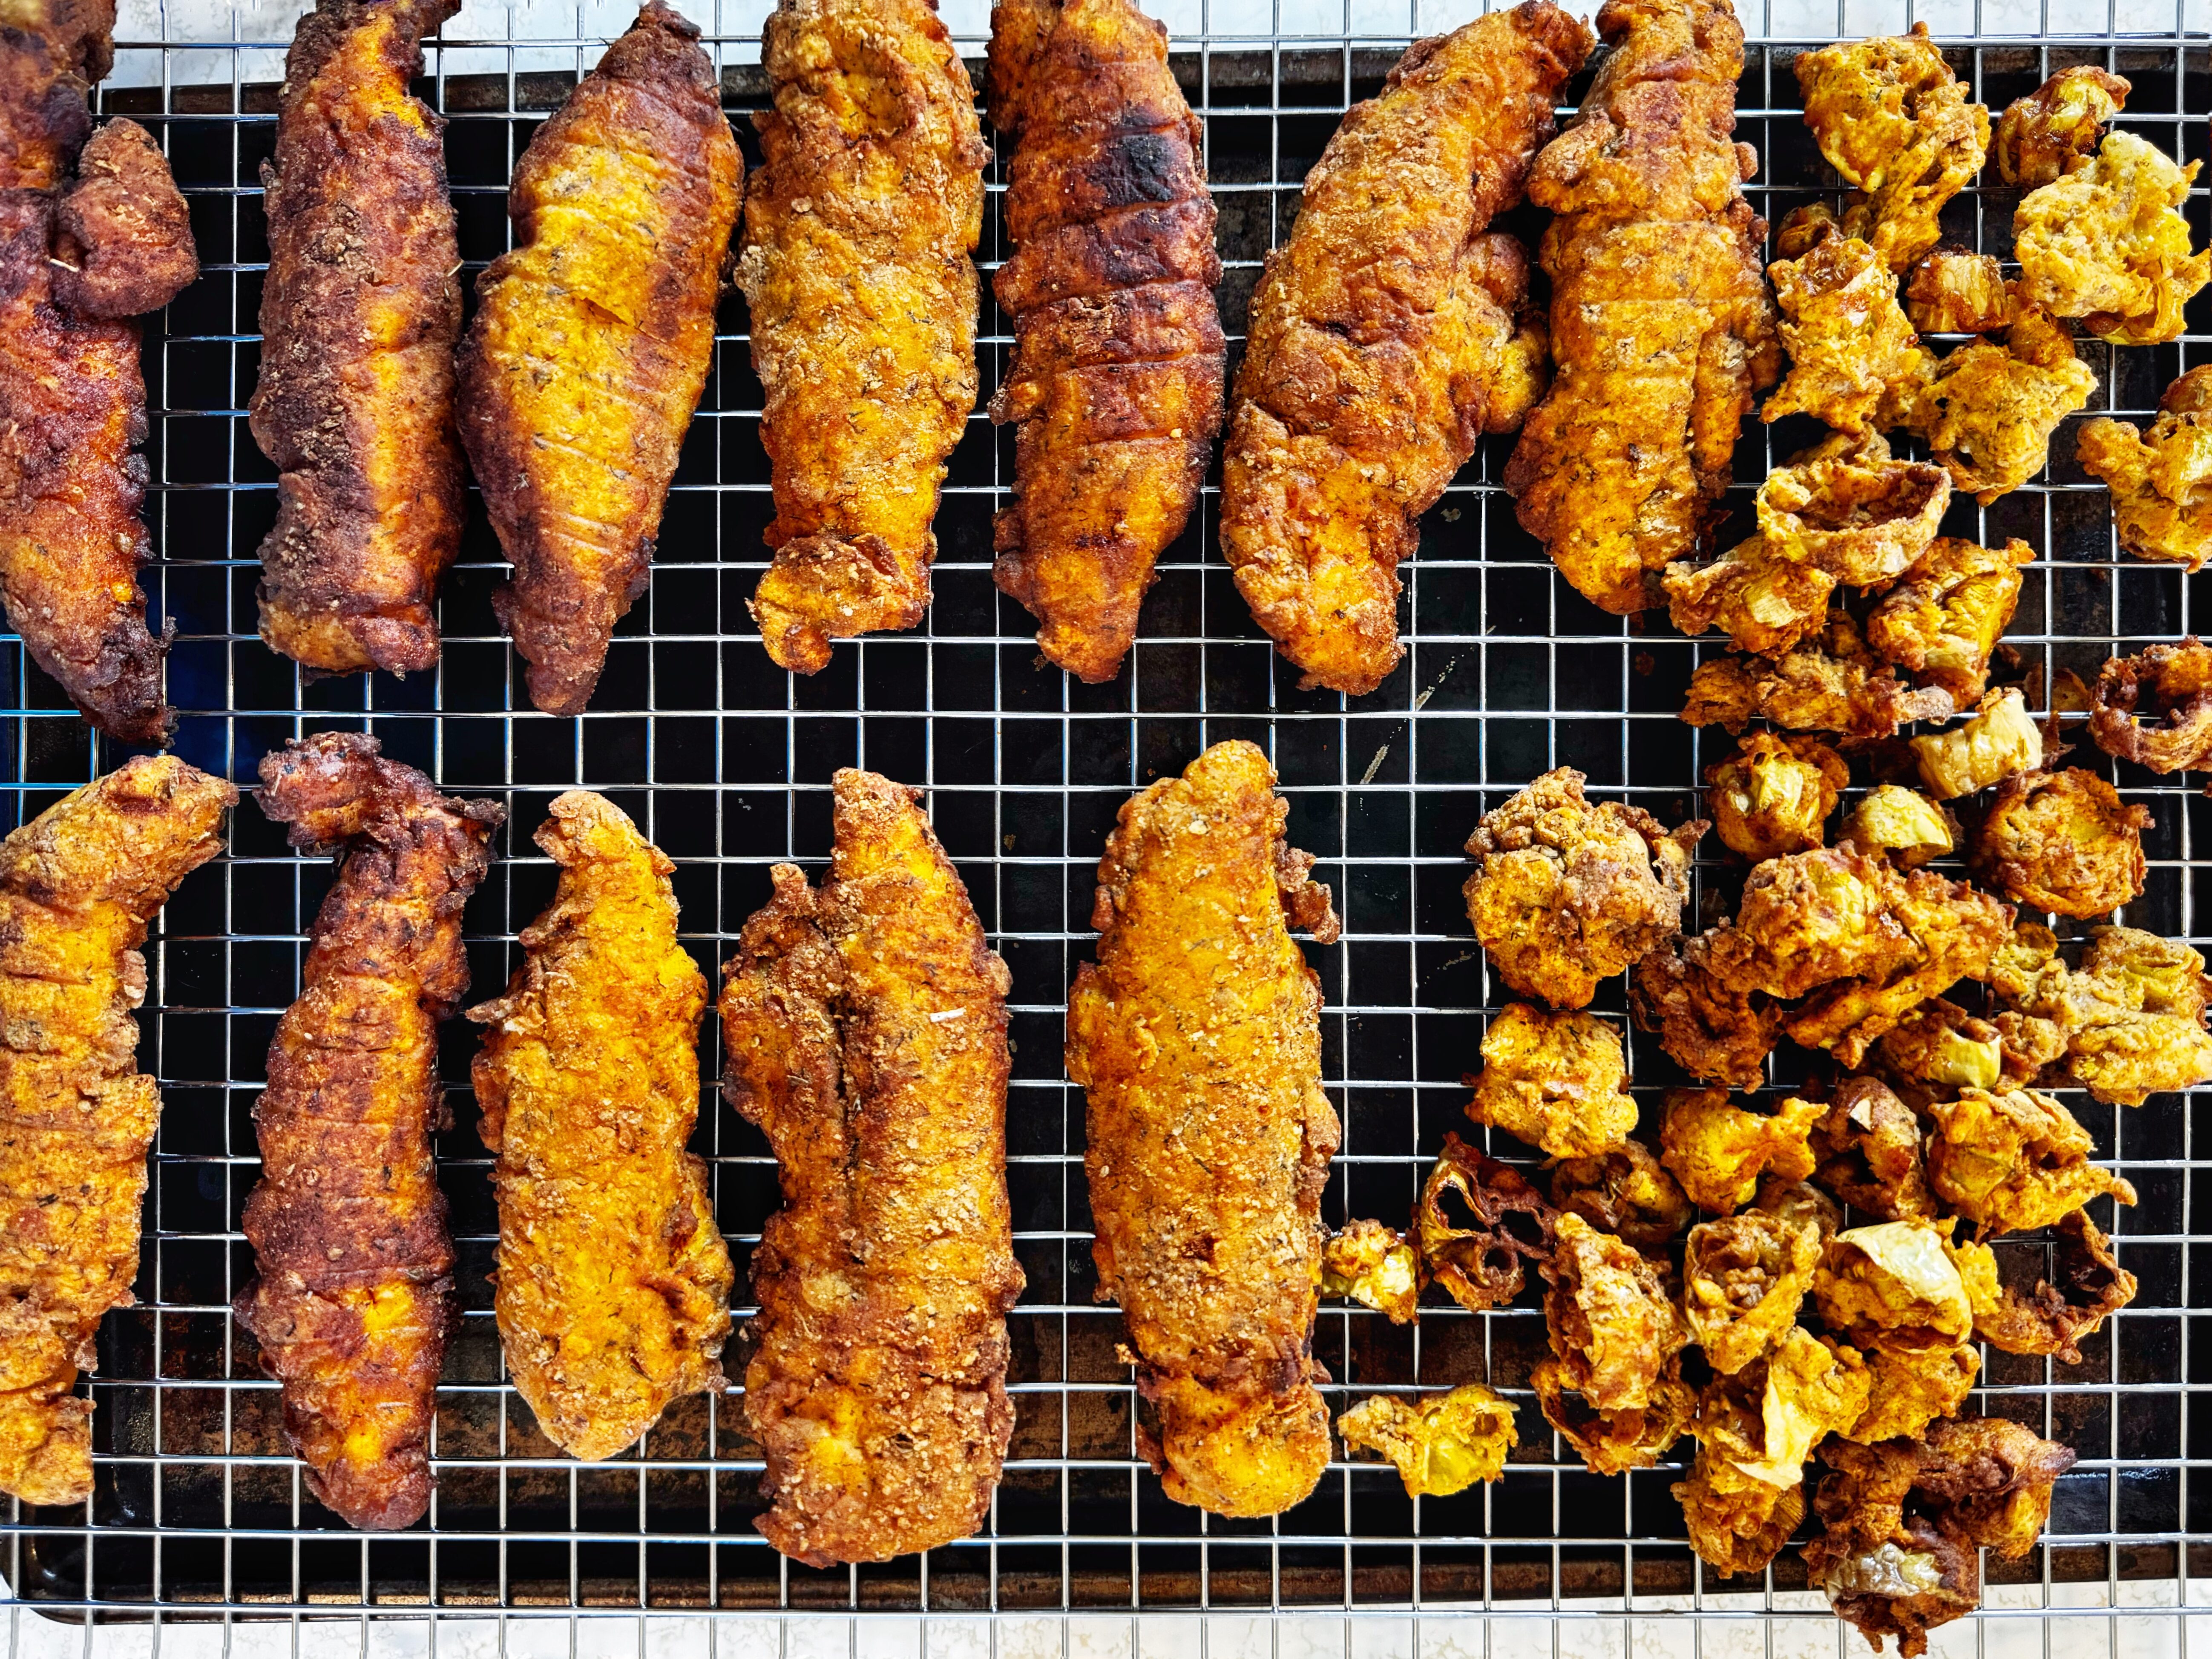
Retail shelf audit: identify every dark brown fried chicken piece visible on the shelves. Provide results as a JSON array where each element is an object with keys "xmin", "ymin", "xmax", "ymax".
[
  {"xmin": 1995, "ymin": 66, "xmax": 2127, "ymax": 187},
  {"xmin": 1952, "ymin": 1209, "xmax": 2136, "ymax": 1365},
  {"xmin": 52, "ymin": 118, "xmax": 196, "ymax": 320},
  {"xmin": 1704, "ymin": 730, "xmax": 1845, "ymax": 862},
  {"xmin": 1630, "ymin": 931, "xmax": 1782, "ymax": 1087},
  {"xmin": 2089, "ymin": 636, "xmax": 2212, "ymax": 772},
  {"xmin": 1417, "ymin": 1133, "xmax": 1556, "ymax": 1311},
  {"xmin": 1971, "ymin": 767, "xmax": 2149, "ymax": 919},
  {"xmin": 1681, "ymin": 616, "xmax": 1955, "ymax": 740}
]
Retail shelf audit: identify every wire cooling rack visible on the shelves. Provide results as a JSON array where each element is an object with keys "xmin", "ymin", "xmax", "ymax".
[{"xmin": 0, "ymin": 0, "xmax": 2206, "ymax": 1637}]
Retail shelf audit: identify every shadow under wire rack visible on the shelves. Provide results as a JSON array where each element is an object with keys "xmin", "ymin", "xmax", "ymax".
[{"xmin": 0, "ymin": 0, "xmax": 2207, "ymax": 1630}]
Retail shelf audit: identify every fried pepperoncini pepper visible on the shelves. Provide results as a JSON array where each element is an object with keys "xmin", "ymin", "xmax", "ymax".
[
  {"xmin": 250, "ymin": 0, "xmax": 466, "ymax": 675},
  {"xmin": 736, "ymin": 0, "xmax": 989, "ymax": 674},
  {"xmin": 1067, "ymin": 740, "xmax": 1343, "ymax": 1517},
  {"xmin": 985, "ymin": 0, "xmax": 1224, "ymax": 684},
  {"xmin": 1219, "ymin": 2, "xmax": 1592, "ymax": 694},
  {"xmin": 0, "ymin": 2, "xmax": 198, "ymax": 741},
  {"xmin": 720, "ymin": 769, "xmax": 1021, "ymax": 1565},
  {"xmin": 457, "ymin": 4, "xmax": 742, "ymax": 716},
  {"xmin": 1504, "ymin": 0, "xmax": 1781, "ymax": 616},
  {"xmin": 236, "ymin": 734, "xmax": 501, "ymax": 1531},
  {"xmin": 467, "ymin": 792, "xmax": 732, "ymax": 1462},
  {"xmin": 0, "ymin": 756, "xmax": 232, "ymax": 1505}
]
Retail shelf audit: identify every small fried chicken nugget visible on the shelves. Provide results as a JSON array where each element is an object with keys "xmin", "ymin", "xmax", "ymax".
[
  {"xmin": 1684, "ymin": 1211, "xmax": 1821, "ymax": 1373},
  {"xmin": 1662, "ymin": 534, "xmax": 1837, "ymax": 656},
  {"xmin": 1865, "ymin": 535, "xmax": 2033, "ymax": 705},
  {"xmin": 1321, "ymin": 1220, "xmax": 1419, "ymax": 1323},
  {"xmin": 1913, "ymin": 686, "xmax": 2044, "ymax": 800},
  {"xmin": 1951, "ymin": 1208, "xmax": 2135, "ymax": 1364},
  {"xmin": 1531, "ymin": 1353, "xmax": 1695, "ymax": 1474},
  {"xmin": 1660, "ymin": 1088, "xmax": 1824, "ymax": 1213},
  {"xmin": 1815, "ymin": 1219, "xmax": 1974, "ymax": 1352},
  {"xmin": 1847, "ymin": 1342, "xmax": 1978, "ymax": 1444},
  {"xmin": 1900, "ymin": 305, "xmax": 2096, "ymax": 504},
  {"xmin": 2089, "ymin": 636, "xmax": 2212, "ymax": 772},
  {"xmin": 1765, "ymin": 232, "xmax": 1925, "ymax": 433},
  {"xmin": 1755, "ymin": 430, "xmax": 1951, "ymax": 587},
  {"xmin": 1681, "ymin": 616, "xmax": 1956, "ymax": 739},
  {"xmin": 1995, "ymin": 66, "xmax": 2128, "ymax": 186},
  {"xmin": 1843, "ymin": 785, "xmax": 1959, "ymax": 869},
  {"xmin": 2015, "ymin": 129, "xmax": 2210, "ymax": 344},
  {"xmin": 1971, "ymin": 767, "xmax": 2149, "ymax": 919},
  {"xmin": 1923, "ymin": 1085, "xmax": 2137, "ymax": 1234},
  {"xmin": 1904, "ymin": 247, "xmax": 2016, "ymax": 335},
  {"xmin": 1338, "ymin": 1383, "xmax": 1516, "ymax": 1496},
  {"xmin": 2076, "ymin": 366, "xmax": 2212, "ymax": 571},
  {"xmin": 1989, "ymin": 922, "xmax": 2212, "ymax": 1104},
  {"xmin": 1464, "ymin": 1002, "xmax": 1637, "ymax": 1158},
  {"xmin": 1705, "ymin": 730, "xmax": 1846, "ymax": 862},
  {"xmin": 1418, "ymin": 1133, "xmax": 1557, "ymax": 1311},
  {"xmin": 1811, "ymin": 1075, "xmax": 1935, "ymax": 1220},
  {"xmin": 52, "ymin": 118, "xmax": 200, "ymax": 322},
  {"xmin": 1549, "ymin": 1139, "xmax": 1693, "ymax": 1250},
  {"xmin": 1462, "ymin": 768, "xmax": 1702, "ymax": 1009},
  {"xmin": 1541, "ymin": 1212, "xmax": 1688, "ymax": 1413},
  {"xmin": 1630, "ymin": 931, "xmax": 1783, "ymax": 1087}
]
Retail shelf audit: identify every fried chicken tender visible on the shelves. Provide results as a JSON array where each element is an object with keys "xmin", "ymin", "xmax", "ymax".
[
  {"xmin": 1630, "ymin": 931, "xmax": 1782, "ymax": 1087},
  {"xmin": 1681, "ymin": 616, "xmax": 1956, "ymax": 739},
  {"xmin": 0, "ymin": 756, "xmax": 231, "ymax": 1507},
  {"xmin": 1815, "ymin": 1219, "xmax": 1973, "ymax": 1352},
  {"xmin": 1549, "ymin": 1139, "xmax": 1692, "ymax": 1249},
  {"xmin": 1662, "ymin": 534, "xmax": 1836, "ymax": 656},
  {"xmin": 1996, "ymin": 66, "xmax": 2128, "ymax": 187},
  {"xmin": 1541, "ymin": 1212, "xmax": 1688, "ymax": 1412},
  {"xmin": 1865, "ymin": 536, "xmax": 2032, "ymax": 705},
  {"xmin": 1684, "ymin": 1211, "xmax": 1821, "ymax": 1372},
  {"xmin": 236, "ymin": 734, "xmax": 501, "ymax": 1532},
  {"xmin": 2015, "ymin": 130, "xmax": 2209, "ymax": 344},
  {"xmin": 1503, "ymin": 0, "xmax": 1779, "ymax": 615},
  {"xmin": 2089, "ymin": 637, "xmax": 2212, "ymax": 772},
  {"xmin": 1462, "ymin": 768, "xmax": 1701, "ymax": 1009},
  {"xmin": 1220, "ymin": 3, "xmax": 1589, "ymax": 693},
  {"xmin": 724, "ymin": 770, "xmax": 1021, "ymax": 1564},
  {"xmin": 1660, "ymin": 1088, "xmax": 1823, "ymax": 1212},
  {"xmin": 1757, "ymin": 432, "xmax": 1951, "ymax": 589},
  {"xmin": 987, "ymin": 0, "xmax": 1224, "ymax": 683},
  {"xmin": 1913, "ymin": 687, "xmax": 2045, "ymax": 799},
  {"xmin": 1811, "ymin": 1075, "xmax": 1935, "ymax": 1220},
  {"xmin": 1904, "ymin": 247, "xmax": 2015, "ymax": 334},
  {"xmin": 1952, "ymin": 1208, "xmax": 2135, "ymax": 1364},
  {"xmin": 1924, "ymin": 1085, "xmax": 2136, "ymax": 1234},
  {"xmin": 736, "ymin": 0, "xmax": 988, "ymax": 673},
  {"xmin": 466, "ymin": 792, "xmax": 732, "ymax": 1462},
  {"xmin": 1067, "ymin": 741, "xmax": 1339, "ymax": 1518},
  {"xmin": 456, "ymin": 5, "xmax": 741, "ymax": 716},
  {"xmin": 251, "ymin": 0, "xmax": 465, "ymax": 675},
  {"xmin": 1988, "ymin": 922, "xmax": 2212, "ymax": 1104},
  {"xmin": 1464, "ymin": 1002, "xmax": 1637, "ymax": 1158},
  {"xmin": 1971, "ymin": 767, "xmax": 2149, "ymax": 919},
  {"xmin": 1793, "ymin": 26, "xmax": 1990, "ymax": 271},
  {"xmin": 1321, "ymin": 1220, "xmax": 1418, "ymax": 1323},
  {"xmin": 1899, "ymin": 306, "xmax": 2095, "ymax": 504},
  {"xmin": 1338, "ymin": 1383, "xmax": 1516, "ymax": 1496},
  {"xmin": 1705, "ymin": 731, "xmax": 1846, "ymax": 862},
  {"xmin": 1418, "ymin": 1133, "xmax": 1557, "ymax": 1311},
  {"xmin": 1843, "ymin": 786, "xmax": 1959, "ymax": 869},
  {"xmin": 1764, "ymin": 231, "xmax": 1924, "ymax": 432},
  {"xmin": 2076, "ymin": 366, "xmax": 2212, "ymax": 570},
  {"xmin": 1531, "ymin": 1353, "xmax": 1695, "ymax": 1474},
  {"xmin": 1847, "ymin": 1342, "xmax": 1977, "ymax": 1444}
]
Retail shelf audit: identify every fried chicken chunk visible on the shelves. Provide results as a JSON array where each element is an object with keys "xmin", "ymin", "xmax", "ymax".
[
  {"xmin": 1321, "ymin": 1220, "xmax": 1418, "ymax": 1323},
  {"xmin": 0, "ymin": 757, "xmax": 231, "ymax": 1506},
  {"xmin": 1756, "ymin": 431, "xmax": 1950, "ymax": 588},
  {"xmin": 236, "ymin": 735, "xmax": 501, "ymax": 1532},
  {"xmin": 1549, "ymin": 1139, "xmax": 1692, "ymax": 1250},
  {"xmin": 1338, "ymin": 1383, "xmax": 1516, "ymax": 1496},
  {"xmin": 1811, "ymin": 1076, "xmax": 1935, "ymax": 1220},
  {"xmin": 1705, "ymin": 730, "xmax": 1845, "ymax": 862},
  {"xmin": 1681, "ymin": 616, "xmax": 1955, "ymax": 739},
  {"xmin": 251, "ymin": 0, "xmax": 465, "ymax": 675},
  {"xmin": 1541, "ymin": 1212, "xmax": 1688, "ymax": 1412},
  {"xmin": 1971, "ymin": 767, "xmax": 2149, "ymax": 919},
  {"xmin": 1898, "ymin": 306, "xmax": 2095, "ymax": 504},
  {"xmin": 1904, "ymin": 247, "xmax": 2015, "ymax": 335},
  {"xmin": 1684, "ymin": 1211, "xmax": 1821, "ymax": 1372},
  {"xmin": 1418, "ymin": 1133, "xmax": 1557, "ymax": 1311},
  {"xmin": 1532, "ymin": 1353, "xmax": 1695, "ymax": 1474},
  {"xmin": 724, "ymin": 770, "xmax": 1022, "ymax": 1564},
  {"xmin": 1220, "ymin": 3, "xmax": 1588, "ymax": 693},
  {"xmin": 1847, "ymin": 1342, "xmax": 1977, "ymax": 1444},
  {"xmin": 1504, "ymin": 0, "xmax": 1779, "ymax": 615},
  {"xmin": 2015, "ymin": 130, "xmax": 2210, "ymax": 344},
  {"xmin": 2076, "ymin": 366, "xmax": 2212, "ymax": 570},
  {"xmin": 51, "ymin": 118, "xmax": 197, "ymax": 320},
  {"xmin": 1913, "ymin": 687, "xmax": 2044, "ymax": 800},
  {"xmin": 1953, "ymin": 1208, "xmax": 2135, "ymax": 1364},
  {"xmin": 1764, "ymin": 231, "xmax": 1924, "ymax": 433},
  {"xmin": 737, "ymin": 0, "xmax": 989, "ymax": 673},
  {"xmin": 1464, "ymin": 1002, "xmax": 1637, "ymax": 1158},
  {"xmin": 466, "ymin": 792, "xmax": 732, "ymax": 1462},
  {"xmin": 1923, "ymin": 1086, "xmax": 2136, "ymax": 1234},
  {"xmin": 1988, "ymin": 923, "xmax": 2212, "ymax": 1104},
  {"xmin": 457, "ymin": 4, "xmax": 742, "ymax": 716},
  {"xmin": 1067, "ymin": 741, "xmax": 1339, "ymax": 1518},
  {"xmin": 1662, "ymin": 534, "xmax": 1836, "ymax": 656},
  {"xmin": 2089, "ymin": 637, "xmax": 2212, "ymax": 772},
  {"xmin": 1630, "ymin": 931, "xmax": 1782, "ymax": 1087},
  {"xmin": 1794, "ymin": 26, "xmax": 1990, "ymax": 271},
  {"xmin": 1842, "ymin": 786, "xmax": 1958, "ymax": 869},
  {"xmin": 1660, "ymin": 1088, "xmax": 1824, "ymax": 1213},
  {"xmin": 1462, "ymin": 768, "xmax": 1701, "ymax": 1009},
  {"xmin": 1865, "ymin": 535, "xmax": 2033, "ymax": 704},
  {"xmin": 987, "ymin": 0, "xmax": 1225, "ymax": 683},
  {"xmin": 1995, "ymin": 66, "xmax": 2128, "ymax": 187},
  {"xmin": 1815, "ymin": 1219, "xmax": 1973, "ymax": 1352}
]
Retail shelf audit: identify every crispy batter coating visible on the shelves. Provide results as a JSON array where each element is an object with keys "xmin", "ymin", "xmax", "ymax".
[
  {"xmin": 1996, "ymin": 66, "xmax": 2128, "ymax": 187},
  {"xmin": 2076, "ymin": 366, "xmax": 2212, "ymax": 570},
  {"xmin": 1913, "ymin": 687, "xmax": 2045, "ymax": 800},
  {"xmin": 456, "ymin": 5, "xmax": 741, "ymax": 716},
  {"xmin": 1504, "ymin": 0, "xmax": 1779, "ymax": 615},
  {"xmin": 1220, "ymin": 3, "xmax": 1588, "ymax": 693},
  {"xmin": 2014, "ymin": 130, "xmax": 2209, "ymax": 344},
  {"xmin": 1811, "ymin": 1075, "xmax": 1935, "ymax": 1220},
  {"xmin": 0, "ymin": 757, "xmax": 231, "ymax": 1506},
  {"xmin": 1793, "ymin": 26, "xmax": 1989, "ymax": 271},
  {"xmin": 237, "ymin": 734, "xmax": 500, "ymax": 1532},
  {"xmin": 1681, "ymin": 616, "xmax": 1956, "ymax": 739},
  {"xmin": 1541, "ymin": 1212, "xmax": 1688, "ymax": 1412},
  {"xmin": 1904, "ymin": 247, "xmax": 2015, "ymax": 334},
  {"xmin": 1684, "ymin": 1211, "xmax": 1821, "ymax": 1372},
  {"xmin": 50, "ymin": 118, "xmax": 196, "ymax": 320},
  {"xmin": 1848, "ymin": 1342, "xmax": 1977, "ymax": 1444},
  {"xmin": 1815, "ymin": 1219, "xmax": 1973, "ymax": 1352},
  {"xmin": 1550, "ymin": 1140, "xmax": 1692, "ymax": 1250},
  {"xmin": 1756, "ymin": 431, "xmax": 1950, "ymax": 588},
  {"xmin": 1844, "ymin": 786, "xmax": 1959, "ymax": 869},
  {"xmin": 1703, "ymin": 845, "xmax": 1920, "ymax": 1000},
  {"xmin": 1756, "ymin": 1175, "xmax": 1844, "ymax": 1240},
  {"xmin": 1321, "ymin": 1220, "xmax": 1418, "ymax": 1323},
  {"xmin": 1953, "ymin": 1208, "xmax": 2135, "ymax": 1364},
  {"xmin": 1873, "ymin": 995, "xmax": 2014, "ymax": 1100},
  {"xmin": 1067, "ymin": 741, "xmax": 1339, "ymax": 1518},
  {"xmin": 1988, "ymin": 922, "xmax": 2212, "ymax": 1104},
  {"xmin": 1418, "ymin": 1133, "xmax": 1557, "ymax": 1311},
  {"xmin": 1865, "ymin": 536, "xmax": 2032, "ymax": 706},
  {"xmin": 251, "ymin": 0, "xmax": 465, "ymax": 675},
  {"xmin": 1533, "ymin": 1353, "xmax": 1695, "ymax": 1474},
  {"xmin": 1462, "ymin": 767, "xmax": 1701, "ymax": 1009},
  {"xmin": 466, "ymin": 792, "xmax": 732, "ymax": 1462},
  {"xmin": 724, "ymin": 769, "xmax": 1021, "ymax": 1564},
  {"xmin": 1706, "ymin": 731, "xmax": 1846, "ymax": 862},
  {"xmin": 1764, "ymin": 231, "xmax": 1924, "ymax": 433},
  {"xmin": 1464, "ymin": 1002, "xmax": 1637, "ymax": 1158},
  {"xmin": 1971, "ymin": 767, "xmax": 2149, "ymax": 919},
  {"xmin": 1660, "ymin": 1087, "xmax": 1823, "ymax": 1213},
  {"xmin": 1630, "ymin": 931, "xmax": 1782, "ymax": 1087},
  {"xmin": 1900, "ymin": 306, "xmax": 2095, "ymax": 504},
  {"xmin": 986, "ymin": 0, "xmax": 1224, "ymax": 683},
  {"xmin": 1338, "ymin": 1383, "xmax": 1516, "ymax": 1495},
  {"xmin": 736, "ymin": 0, "xmax": 989, "ymax": 673},
  {"xmin": 1662, "ymin": 534, "xmax": 1836, "ymax": 656},
  {"xmin": 1923, "ymin": 1085, "xmax": 2136, "ymax": 1234},
  {"xmin": 2089, "ymin": 636, "xmax": 2212, "ymax": 772}
]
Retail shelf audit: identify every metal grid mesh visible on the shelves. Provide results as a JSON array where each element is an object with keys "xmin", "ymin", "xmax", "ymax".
[{"xmin": 0, "ymin": 1, "xmax": 2204, "ymax": 1629}]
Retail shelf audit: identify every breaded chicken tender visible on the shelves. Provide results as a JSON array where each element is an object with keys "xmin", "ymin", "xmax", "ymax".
[
  {"xmin": 1417, "ymin": 1134, "xmax": 1558, "ymax": 1311},
  {"xmin": 987, "ymin": 0, "xmax": 1225, "ymax": 683},
  {"xmin": 1630, "ymin": 930, "xmax": 1783, "ymax": 1087},
  {"xmin": 737, "ymin": 0, "xmax": 989, "ymax": 673},
  {"xmin": 1504, "ymin": 0, "xmax": 1778, "ymax": 615},
  {"xmin": 1952, "ymin": 1208, "xmax": 2134, "ymax": 1364},
  {"xmin": 1765, "ymin": 230, "xmax": 1924, "ymax": 433},
  {"xmin": 1923, "ymin": 1085, "xmax": 2136, "ymax": 1234},
  {"xmin": 1464, "ymin": 1002, "xmax": 1637, "ymax": 1158},
  {"xmin": 2015, "ymin": 130, "xmax": 2209, "ymax": 344},
  {"xmin": 1462, "ymin": 768, "xmax": 1701, "ymax": 1009},
  {"xmin": 1541, "ymin": 1212, "xmax": 1688, "ymax": 1413},
  {"xmin": 1971, "ymin": 767, "xmax": 2148, "ymax": 919},
  {"xmin": 1549, "ymin": 1139, "xmax": 1692, "ymax": 1249},
  {"xmin": 1811, "ymin": 1075, "xmax": 1934, "ymax": 1220},
  {"xmin": 1220, "ymin": 2, "xmax": 1590, "ymax": 692},
  {"xmin": 467, "ymin": 792, "xmax": 732, "ymax": 1461},
  {"xmin": 1996, "ymin": 66, "xmax": 2128, "ymax": 187},
  {"xmin": 2076, "ymin": 366, "xmax": 2212, "ymax": 570},
  {"xmin": 1660, "ymin": 1087, "xmax": 1824, "ymax": 1213},
  {"xmin": 1067, "ymin": 741, "xmax": 1340, "ymax": 1518},
  {"xmin": 237, "ymin": 735, "xmax": 501, "ymax": 1531},
  {"xmin": 1899, "ymin": 306, "xmax": 2096, "ymax": 504},
  {"xmin": 1682, "ymin": 616, "xmax": 1955, "ymax": 739},
  {"xmin": 722, "ymin": 770, "xmax": 1021, "ymax": 1564},
  {"xmin": 2089, "ymin": 637, "xmax": 2212, "ymax": 772},
  {"xmin": 457, "ymin": 5, "xmax": 742, "ymax": 716},
  {"xmin": 1904, "ymin": 247, "xmax": 2015, "ymax": 334},
  {"xmin": 50, "ymin": 117, "xmax": 197, "ymax": 319},
  {"xmin": 1338, "ymin": 1383, "xmax": 1516, "ymax": 1496},
  {"xmin": 1662, "ymin": 534, "xmax": 1837, "ymax": 656},
  {"xmin": 1705, "ymin": 730, "xmax": 1845, "ymax": 862},
  {"xmin": 0, "ymin": 756, "xmax": 231, "ymax": 1506},
  {"xmin": 1844, "ymin": 786, "xmax": 1959, "ymax": 869},
  {"xmin": 1684, "ymin": 1211, "xmax": 1821, "ymax": 1372},
  {"xmin": 1864, "ymin": 535, "xmax": 2033, "ymax": 704},
  {"xmin": 251, "ymin": 0, "xmax": 465, "ymax": 675},
  {"xmin": 1988, "ymin": 922, "xmax": 2212, "ymax": 1105}
]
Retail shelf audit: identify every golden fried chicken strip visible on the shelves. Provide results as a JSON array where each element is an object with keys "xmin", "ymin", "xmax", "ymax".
[
  {"xmin": 2015, "ymin": 129, "xmax": 2209, "ymax": 344},
  {"xmin": 468, "ymin": 792, "xmax": 731, "ymax": 1462},
  {"xmin": 738, "ymin": 0, "xmax": 988, "ymax": 673},
  {"xmin": 457, "ymin": 5, "xmax": 741, "ymax": 716},
  {"xmin": 1900, "ymin": 305, "xmax": 2095, "ymax": 505},
  {"xmin": 236, "ymin": 734, "xmax": 500, "ymax": 1531},
  {"xmin": 1220, "ymin": 2, "xmax": 1589, "ymax": 693},
  {"xmin": 987, "ymin": 0, "xmax": 1224, "ymax": 683},
  {"xmin": 1505, "ymin": 0, "xmax": 1779, "ymax": 615},
  {"xmin": 250, "ymin": 0, "xmax": 466, "ymax": 675},
  {"xmin": 2077, "ymin": 366, "xmax": 2212, "ymax": 571},
  {"xmin": 1764, "ymin": 231, "xmax": 1924, "ymax": 433},
  {"xmin": 722, "ymin": 770, "xmax": 1021, "ymax": 1564},
  {"xmin": 1067, "ymin": 741, "xmax": 1340, "ymax": 1516},
  {"xmin": 1995, "ymin": 66, "xmax": 2127, "ymax": 187},
  {"xmin": 0, "ymin": 756, "xmax": 231, "ymax": 1507}
]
